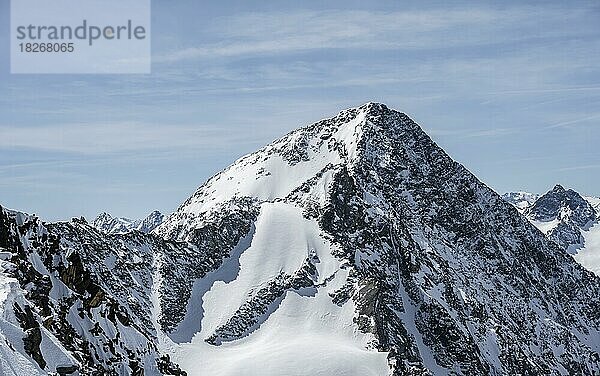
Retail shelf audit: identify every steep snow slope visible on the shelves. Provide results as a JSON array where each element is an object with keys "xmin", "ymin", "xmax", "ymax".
[
  {"xmin": 573, "ymin": 222, "xmax": 600, "ymax": 275},
  {"xmin": 569, "ymin": 196, "xmax": 600, "ymax": 274},
  {"xmin": 586, "ymin": 196, "xmax": 600, "ymax": 213},
  {"xmin": 173, "ymin": 203, "xmax": 389, "ymax": 376},
  {"xmin": 0, "ymin": 265, "xmax": 74, "ymax": 376},
  {"xmin": 156, "ymin": 110, "xmax": 366, "ymax": 238}
]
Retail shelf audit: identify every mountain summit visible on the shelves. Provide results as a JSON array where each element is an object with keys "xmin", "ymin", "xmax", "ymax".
[
  {"xmin": 156, "ymin": 103, "xmax": 600, "ymax": 375},
  {"xmin": 525, "ymin": 185, "xmax": 597, "ymax": 249},
  {"xmin": 2, "ymin": 103, "xmax": 600, "ymax": 375},
  {"xmin": 526, "ymin": 184, "xmax": 596, "ymax": 227}
]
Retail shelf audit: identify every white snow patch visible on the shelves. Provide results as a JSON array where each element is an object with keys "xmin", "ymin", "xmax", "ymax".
[
  {"xmin": 572, "ymin": 221, "xmax": 600, "ymax": 275},
  {"xmin": 530, "ymin": 219, "xmax": 560, "ymax": 235}
]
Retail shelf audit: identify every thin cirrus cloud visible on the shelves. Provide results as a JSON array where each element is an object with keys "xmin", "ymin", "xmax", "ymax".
[
  {"xmin": 557, "ymin": 164, "xmax": 600, "ymax": 172},
  {"xmin": 0, "ymin": 122, "xmax": 250, "ymax": 154},
  {"xmin": 155, "ymin": 7, "xmax": 590, "ymax": 63},
  {"xmin": 426, "ymin": 127, "xmax": 518, "ymax": 139},
  {"xmin": 545, "ymin": 114, "xmax": 600, "ymax": 129}
]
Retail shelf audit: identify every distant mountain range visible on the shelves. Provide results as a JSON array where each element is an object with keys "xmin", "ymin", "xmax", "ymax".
[
  {"xmin": 92, "ymin": 210, "xmax": 164, "ymax": 235},
  {"xmin": 500, "ymin": 191, "xmax": 539, "ymax": 211}
]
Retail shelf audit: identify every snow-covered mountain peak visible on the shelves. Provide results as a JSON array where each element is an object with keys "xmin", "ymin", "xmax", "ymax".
[
  {"xmin": 94, "ymin": 211, "xmax": 112, "ymax": 223},
  {"xmin": 526, "ymin": 184, "xmax": 596, "ymax": 226},
  {"xmin": 520, "ymin": 185, "xmax": 597, "ymax": 250},
  {"xmin": 154, "ymin": 103, "xmax": 600, "ymax": 374},
  {"xmin": 92, "ymin": 212, "xmax": 134, "ymax": 235},
  {"xmin": 503, "ymin": 188, "xmax": 600, "ymax": 269},
  {"xmin": 138, "ymin": 210, "xmax": 165, "ymax": 233},
  {"xmin": 92, "ymin": 212, "xmax": 114, "ymax": 228}
]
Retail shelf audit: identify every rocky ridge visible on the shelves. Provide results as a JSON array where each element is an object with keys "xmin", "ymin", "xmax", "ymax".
[{"xmin": 92, "ymin": 210, "xmax": 164, "ymax": 235}]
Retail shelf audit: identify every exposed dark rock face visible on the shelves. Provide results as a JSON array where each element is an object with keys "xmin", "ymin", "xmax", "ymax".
[
  {"xmin": 13, "ymin": 302, "xmax": 46, "ymax": 369},
  {"xmin": 56, "ymin": 364, "xmax": 78, "ymax": 375},
  {"xmin": 157, "ymin": 354, "xmax": 187, "ymax": 376},
  {"xmin": 358, "ymin": 106, "xmax": 600, "ymax": 374}
]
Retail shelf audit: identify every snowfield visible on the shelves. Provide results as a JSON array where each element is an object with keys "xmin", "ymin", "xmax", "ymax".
[
  {"xmin": 165, "ymin": 202, "xmax": 389, "ymax": 375},
  {"xmin": 573, "ymin": 222, "xmax": 600, "ymax": 275}
]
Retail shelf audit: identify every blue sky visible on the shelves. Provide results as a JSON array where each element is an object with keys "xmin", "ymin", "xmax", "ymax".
[{"xmin": 1, "ymin": 0, "xmax": 599, "ymax": 221}]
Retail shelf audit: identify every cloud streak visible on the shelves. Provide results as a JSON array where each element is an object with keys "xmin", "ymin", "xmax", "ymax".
[
  {"xmin": 557, "ymin": 164, "xmax": 600, "ymax": 172},
  {"xmin": 0, "ymin": 122, "xmax": 262, "ymax": 154},
  {"xmin": 545, "ymin": 114, "xmax": 600, "ymax": 129},
  {"xmin": 427, "ymin": 127, "xmax": 520, "ymax": 139},
  {"xmin": 156, "ymin": 7, "xmax": 591, "ymax": 63}
]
